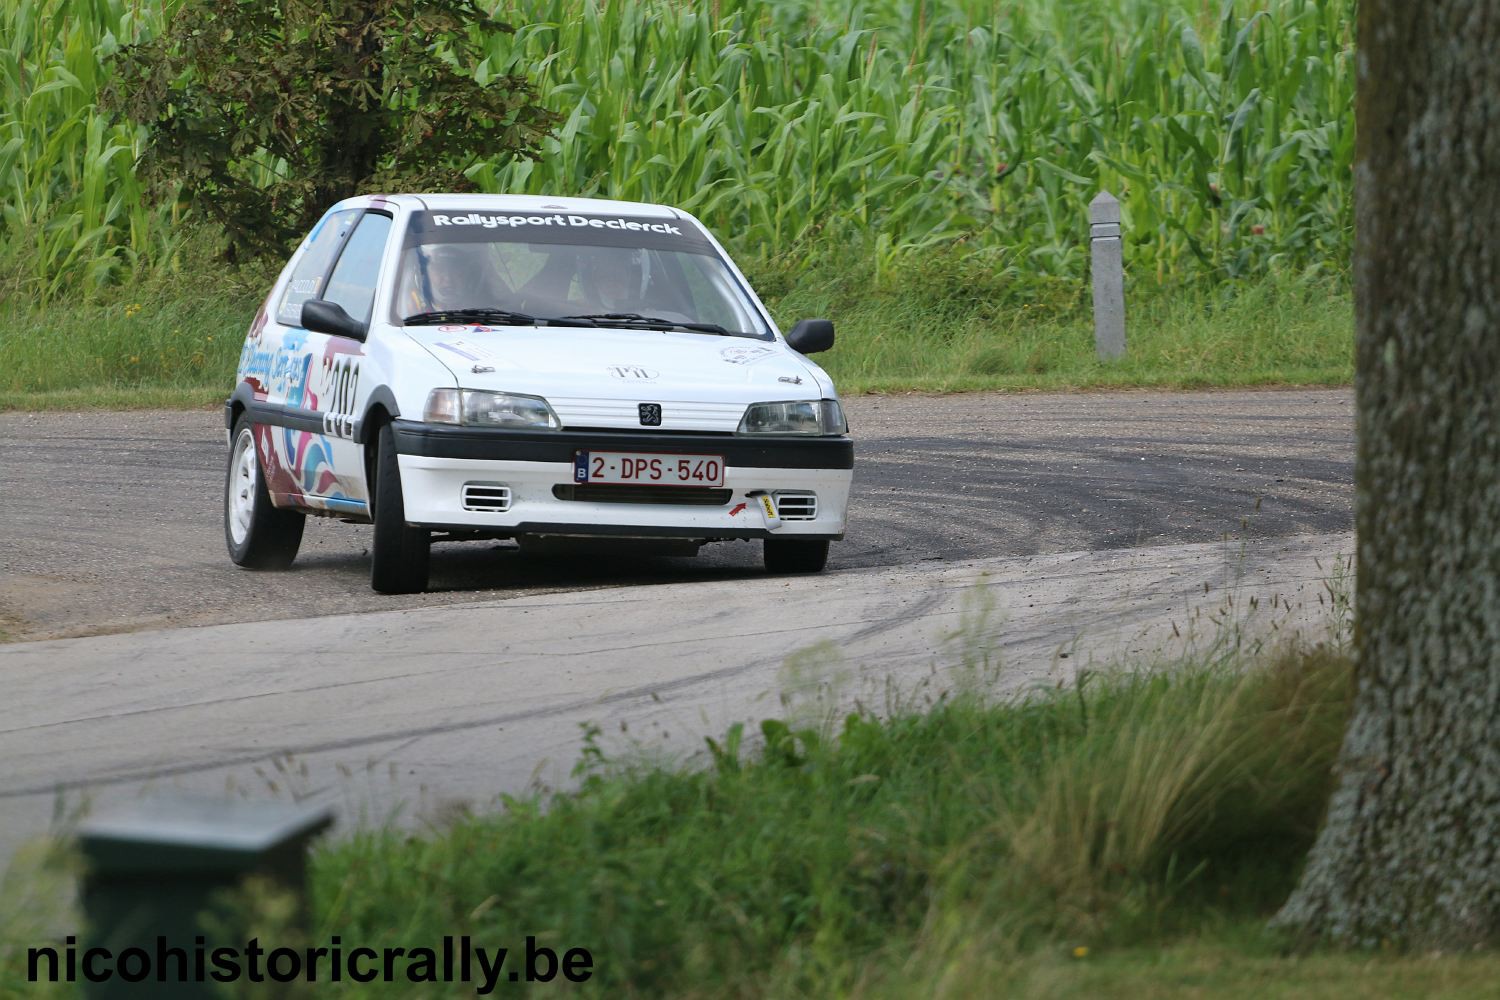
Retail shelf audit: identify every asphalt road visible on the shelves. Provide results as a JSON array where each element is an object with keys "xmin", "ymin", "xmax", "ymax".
[
  {"xmin": 0, "ymin": 388, "xmax": 1354, "ymax": 641},
  {"xmin": 2, "ymin": 529, "xmax": 1353, "ymax": 875}
]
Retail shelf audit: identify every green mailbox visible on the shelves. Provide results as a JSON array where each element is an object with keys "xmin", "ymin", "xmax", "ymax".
[{"xmin": 77, "ymin": 797, "xmax": 334, "ymax": 998}]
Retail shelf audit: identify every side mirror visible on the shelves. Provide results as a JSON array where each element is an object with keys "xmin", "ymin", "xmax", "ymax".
[
  {"xmin": 301, "ymin": 299, "xmax": 368, "ymax": 342},
  {"xmin": 785, "ymin": 318, "xmax": 835, "ymax": 355}
]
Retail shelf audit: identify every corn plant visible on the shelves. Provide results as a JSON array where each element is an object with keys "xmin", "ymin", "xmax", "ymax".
[
  {"xmin": 1, "ymin": 0, "xmax": 1356, "ymax": 301},
  {"xmin": 0, "ymin": 0, "xmax": 180, "ymax": 301}
]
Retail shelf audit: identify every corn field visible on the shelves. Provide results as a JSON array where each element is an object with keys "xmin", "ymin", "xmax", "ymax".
[{"xmin": 1, "ymin": 0, "xmax": 1354, "ymax": 300}]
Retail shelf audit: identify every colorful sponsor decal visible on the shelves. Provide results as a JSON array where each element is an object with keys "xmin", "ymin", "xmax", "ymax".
[
  {"xmin": 435, "ymin": 339, "xmax": 499, "ymax": 362},
  {"xmin": 239, "ymin": 342, "xmax": 275, "ymax": 386},
  {"xmin": 254, "ymin": 424, "xmax": 301, "ymax": 502},
  {"xmin": 269, "ymin": 330, "xmax": 312, "ymax": 405},
  {"xmin": 254, "ymin": 337, "xmax": 367, "ymax": 504},
  {"xmin": 258, "ymin": 425, "xmax": 354, "ymax": 508},
  {"xmin": 247, "ymin": 304, "xmax": 269, "ymax": 342}
]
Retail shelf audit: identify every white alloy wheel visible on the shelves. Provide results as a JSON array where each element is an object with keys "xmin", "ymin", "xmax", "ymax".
[
  {"xmin": 223, "ymin": 414, "xmax": 305, "ymax": 569},
  {"xmin": 229, "ymin": 427, "xmax": 258, "ymax": 547}
]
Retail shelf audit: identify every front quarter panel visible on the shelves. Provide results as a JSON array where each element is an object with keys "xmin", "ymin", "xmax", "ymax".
[{"xmin": 361, "ymin": 326, "xmax": 461, "ymax": 437}]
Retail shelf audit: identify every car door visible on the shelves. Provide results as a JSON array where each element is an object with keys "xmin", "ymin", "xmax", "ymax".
[
  {"xmin": 303, "ymin": 209, "xmax": 395, "ymax": 509},
  {"xmin": 255, "ymin": 208, "xmax": 362, "ymax": 508}
]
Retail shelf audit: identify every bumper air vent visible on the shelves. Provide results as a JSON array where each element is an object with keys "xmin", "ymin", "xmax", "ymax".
[
  {"xmin": 461, "ymin": 483, "xmax": 513, "ymax": 512},
  {"xmin": 773, "ymin": 492, "xmax": 818, "ymax": 520}
]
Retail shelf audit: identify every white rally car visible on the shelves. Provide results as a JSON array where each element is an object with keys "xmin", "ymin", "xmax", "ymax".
[{"xmin": 224, "ymin": 193, "xmax": 853, "ymax": 593}]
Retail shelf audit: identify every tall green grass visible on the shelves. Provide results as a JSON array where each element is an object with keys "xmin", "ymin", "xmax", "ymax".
[
  {"xmin": 277, "ymin": 645, "xmax": 1351, "ymax": 996},
  {"xmin": 2, "ymin": 0, "xmax": 1354, "ymax": 303}
]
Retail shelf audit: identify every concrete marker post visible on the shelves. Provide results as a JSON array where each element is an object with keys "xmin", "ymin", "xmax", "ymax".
[
  {"xmin": 77, "ymin": 797, "xmax": 334, "ymax": 998},
  {"xmin": 1090, "ymin": 191, "xmax": 1126, "ymax": 360}
]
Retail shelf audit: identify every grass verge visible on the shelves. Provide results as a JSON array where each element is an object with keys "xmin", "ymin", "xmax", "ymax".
[
  {"xmin": 303, "ymin": 646, "xmax": 1353, "ymax": 996},
  {"xmin": 7, "ymin": 644, "xmax": 1498, "ymax": 996},
  {"xmin": 0, "ymin": 243, "xmax": 1350, "ymax": 411},
  {"xmin": 767, "ymin": 246, "xmax": 1353, "ymax": 393}
]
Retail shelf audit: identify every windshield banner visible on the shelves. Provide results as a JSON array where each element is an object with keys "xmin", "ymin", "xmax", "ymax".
[{"xmin": 404, "ymin": 211, "xmax": 718, "ymax": 256}]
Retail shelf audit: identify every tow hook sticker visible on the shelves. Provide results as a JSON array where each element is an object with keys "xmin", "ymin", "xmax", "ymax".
[{"xmin": 747, "ymin": 491, "xmax": 783, "ymax": 531}]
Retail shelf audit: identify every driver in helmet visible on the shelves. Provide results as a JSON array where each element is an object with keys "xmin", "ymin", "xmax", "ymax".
[{"xmin": 410, "ymin": 244, "xmax": 487, "ymax": 313}]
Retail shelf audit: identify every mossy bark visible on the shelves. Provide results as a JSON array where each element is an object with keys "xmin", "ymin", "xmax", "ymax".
[{"xmin": 1272, "ymin": 1, "xmax": 1500, "ymax": 948}]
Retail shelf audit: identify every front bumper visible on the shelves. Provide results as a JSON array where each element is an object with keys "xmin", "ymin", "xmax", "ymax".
[{"xmin": 392, "ymin": 421, "xmax": 853, "ymax": 540}]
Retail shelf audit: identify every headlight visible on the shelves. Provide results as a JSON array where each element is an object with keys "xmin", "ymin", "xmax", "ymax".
[
  {"xmin": 423, "ymin": 389, "xmax": 561, "ymax": 429},
  {"xmin": 737, "ymin": 399, "xmax": 846, "ymax": 436}
]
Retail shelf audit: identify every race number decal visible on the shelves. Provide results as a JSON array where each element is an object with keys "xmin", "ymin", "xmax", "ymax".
[{"xmin": 323, "ymin": 355, "xmax": 361, "ymax": 439}]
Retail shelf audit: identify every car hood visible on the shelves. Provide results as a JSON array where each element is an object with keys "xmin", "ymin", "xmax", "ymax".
[{"xmin": 402, "ymin": 324, "xmax": 833, "ymax": 432}]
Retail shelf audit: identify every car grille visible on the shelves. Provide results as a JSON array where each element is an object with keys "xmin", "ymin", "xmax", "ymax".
[
  {"xmin": 773, "ymin": 492, "xmax": 818, "ymax": 520},
  {"xmin": 461, "ymin": 483, "xmax": 513, "ymax": 512},
  {"xmin": 552, "ymin": 484, "xmax": 733, "ymax": 506}
]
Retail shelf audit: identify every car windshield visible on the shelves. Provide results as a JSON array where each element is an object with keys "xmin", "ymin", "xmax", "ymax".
[{"xmin": 394, "ymin": 210, "xmax": 771, "ymax": 338}]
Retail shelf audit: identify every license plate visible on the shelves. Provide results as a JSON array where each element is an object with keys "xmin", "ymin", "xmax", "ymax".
[{"xmin": 574, "ymin": 451, "xmax": 726, "ymax": 487}]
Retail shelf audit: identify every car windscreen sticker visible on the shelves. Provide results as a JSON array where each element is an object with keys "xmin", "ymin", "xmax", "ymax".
[
  {"xmin": 404, "ymin": 211, "xmax": 717, "ymax": 255},
  {"xmin": 720, "ymin": 345, "xmax": 776, "ymax": 365},
  {"xmin": 434, "ymin": 339, "xmax": 507, "ymax": 363}
]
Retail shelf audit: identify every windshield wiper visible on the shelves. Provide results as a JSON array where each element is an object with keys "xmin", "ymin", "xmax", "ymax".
[
  {"xmin": 403, "ymin": 308, "xmax": 541, "ymax": 327},
  {"xmin": 404, "ymin": 308, "xmax": 606, "ymax": 328},
  {"xmin": 558, "ymin": 313, "xmax": 744, "ymax": 337}
]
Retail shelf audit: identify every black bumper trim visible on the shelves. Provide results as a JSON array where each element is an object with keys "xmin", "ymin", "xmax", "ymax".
[
  {"xmin": 423, "ymin": 521, "xmax": 844, "ymax": 542},
  {"xmin": 391, "ymin": 421, "xmax": 854, "ymax": 470}
]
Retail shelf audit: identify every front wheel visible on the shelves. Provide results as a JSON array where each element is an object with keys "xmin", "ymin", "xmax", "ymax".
[
  {"xmin": 763, "ymin": 538, "xmax": 830, "ymax": 574},
  {"xmin": 224, "ymin": 416, "xmax": 305, "ymax": 569},
  {"xmin": 370, "ymin": 421, "xmax": 431, "ymax": 594}
]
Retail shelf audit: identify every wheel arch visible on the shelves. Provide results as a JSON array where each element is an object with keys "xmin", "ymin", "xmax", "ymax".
[
  {"xmin": 359, "ymin": 388, "xmax": 401, "ymax": 493},
  {"xmin": 224, "ymin": 382, "xmax": 258, "ymax": 434}
]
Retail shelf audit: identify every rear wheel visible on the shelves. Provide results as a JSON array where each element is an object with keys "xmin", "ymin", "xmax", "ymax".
[
  {"xmin": 370, "ymin": 421, "xmax": 431, "ymax": 594},
  {"xmin": 763, "ymin": 538, "xmax": 830, "ymax": 574},
  {"xmin": 224, "ymin": 416, "xmax": 305, "ymax": 569}
]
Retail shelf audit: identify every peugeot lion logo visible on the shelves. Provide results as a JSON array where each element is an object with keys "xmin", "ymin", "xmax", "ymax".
[{"xmin": 638, "ymin": 403, "xmax": 662, "ymax": 426}]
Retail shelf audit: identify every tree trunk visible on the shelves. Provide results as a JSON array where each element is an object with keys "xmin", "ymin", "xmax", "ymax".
[
  {"xmin": 1272, "ymin": 1, "xmax": 1500, "ymax": 948},
  {"xmin": 315, "ymin": 2, "xmax": 387, "ymax": 215}
]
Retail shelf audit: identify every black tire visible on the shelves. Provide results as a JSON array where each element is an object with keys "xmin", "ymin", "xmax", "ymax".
[
  {"xmin": 224, "ymin": 415, "xmax": 305, "ymax": 569},
  {"xmin": 763, "ymin": 537, "xmax": 830, "ymax": 574},
  {"xmin": 370, "ymin": 420, "xmax": 431, "ymax": 594}
]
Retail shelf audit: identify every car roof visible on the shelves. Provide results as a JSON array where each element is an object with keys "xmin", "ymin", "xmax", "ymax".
[{"xmin": 354, "ymin": 193, "xmax": 683, "ymax": 219}]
